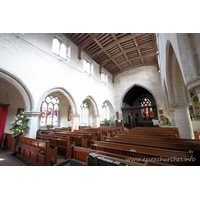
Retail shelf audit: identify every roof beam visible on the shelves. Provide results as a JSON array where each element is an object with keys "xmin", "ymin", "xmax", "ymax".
[
  {"xmin": 111, "ymin": 33, "xmax": 133, "ymax": 67},
  {"xmin": 79, "ymin": 33, "xmax": 100, "ymax": 49},
  {"xmin": 132, "ymin": 37, "xmax": 144, "ymax": 64},
  {"xmin": 91, "ymin": 33, "xmax": 140, "ymax": 57},
  {"xmin": 95, "ymin": 35, "xmax": 122, "ymax": 71},
  {"xmin": 108, "ymin": 52, "xmax": 156, "ymax": 69},
  {"xmin": 100, "ymin": 41, "xmax": 155, "ymax": 66}
]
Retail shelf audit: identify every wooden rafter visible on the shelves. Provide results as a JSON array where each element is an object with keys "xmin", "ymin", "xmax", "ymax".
[
  {"xmin": 100, "ymin": 41, "xmax": 155, "ymax": 66},
  {"xmin": 91, "ymin": 33, "xmax": 140, "ymax": 57},
  {"xmin": 109, "ymin": 52, "xmax": 156, "ymax": 69},
  {"xmin": 63, "ymin": 33, "xmax": 159, "ymax": 76},
  {"xmin": 79, "ymin": 33, "xmax": 99, "ymax": 49},
  {"xmin": 111, "ymin": 33, "xmax": 132, "ymax": 68}
]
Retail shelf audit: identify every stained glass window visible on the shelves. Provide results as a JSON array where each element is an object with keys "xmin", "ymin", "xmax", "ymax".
[
  {"xmin": 141, "ymin": 97, "xmax": 152, "ymax": 106},
  {"xmin": 40, "ymin": 96, "xmax": 59, "ymax": 126},
  {"xmin": 140, "ymin": 97, "xmax": 153, "ymax": 118}
]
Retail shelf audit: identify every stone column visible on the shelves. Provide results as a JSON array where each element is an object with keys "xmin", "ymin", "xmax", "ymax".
[
  {"xmin": 172, "ymin": 104, "xmax": 194, "ymax": 139},
  {"xmin": 70, "ymin": 114, "xmax": 79, "ymax": 131},
  {"xmin": 24, "ymin": 111, "xmax": 41, "ymax": 139},
  {"xmin": 94, "ymin": 115, "xmax": 100, "ymax": 127},
  {"xmin": 167, "ymin": 109, "xmax": 178, "ymax": 127},
  {"xmin": 194, "ymin": 86, "xmax": 200, "ymax": 102},
  {"xmin": 110, "ymin": 115, "xmax": 115, "ymax": 126}
]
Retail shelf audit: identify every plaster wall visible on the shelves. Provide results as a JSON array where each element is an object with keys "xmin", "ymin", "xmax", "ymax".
[
  {"xmin": 0, "ymin": 33, "xmax": 115, "ymax": 123},
  {"xmin": 114, "ymin": 65, "xmax": 168, "ymax": 121}
]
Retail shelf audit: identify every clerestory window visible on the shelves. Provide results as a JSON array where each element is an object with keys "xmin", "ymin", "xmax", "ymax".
[
  {"xmin": 101, "ymin": 72, "xmax": 108, "ymax": 84},
  {"xmin": 83, "ymin": 59, "xmax": 93, "ymax": 75},
  {"xmin": 52, "ymin": 37, "xmax": 70, "ymax": 60}
]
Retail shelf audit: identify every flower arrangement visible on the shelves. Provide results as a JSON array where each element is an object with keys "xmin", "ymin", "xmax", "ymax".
[
  {"xmin": 10, "ymin": 111, "xmax": 30, "ymax": 138},
  {"xmin": 163, "ymin": 116, "xmax": 171, "ymax": 126},
  {"xmin": 45, "ymin": 124, "xmax": 53, "ymax": 129},
  {"xmin": 103, "ymin": 118, "xmax": 110, "ymax": 125}
]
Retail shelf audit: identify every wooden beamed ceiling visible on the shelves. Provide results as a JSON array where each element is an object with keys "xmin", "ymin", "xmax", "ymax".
[{"xmin": 63, "ymin": 33, "xmax": 159, "ymax": 79}]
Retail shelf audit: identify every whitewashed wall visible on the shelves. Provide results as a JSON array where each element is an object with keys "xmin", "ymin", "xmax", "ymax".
[
  {"xmin": 0, "ymin": 33, "xmax": 115, "ymax": 137},
  {"xmin": 114, "ymin": 65, "xmax": 168, "ymax": 121}
]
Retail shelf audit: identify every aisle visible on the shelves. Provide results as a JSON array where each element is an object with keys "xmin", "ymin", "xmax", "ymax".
[{"xmin": 0, "ymin": 148, "xmax": 26, "ymax": 166}]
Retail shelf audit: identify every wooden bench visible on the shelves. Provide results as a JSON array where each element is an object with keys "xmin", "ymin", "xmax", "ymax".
[
  {"xmin": 71, "ymin": 146, "xmax": 175, "ymax": 166},
  {"xmin": 79, "ymin": 126, "xmax": 91, "ymax": 130},
  {"xmin": 82, "ymin": 128, "xmax": 110, "ymax": 139},
  {"xmin": 91, "ymin": 140, "xmax": 193, "ymax": 166},
  {"xmin": 124, "ymin": 131, "xmax": 179, "ymax": 138},
  {"xmin": 37, "ymin": 133, "xmax": 87, "ymax": 148},
  {"xmin": 1, "ymin": 133, "xmax": 15, "ymax": 149},
  {"xmin": 74, "ymin": 129, "xmax": 104, "ymax": 141},
  {"xmin": 37, "ymin": 135, "xmax": 71, "ymax": 159},
  {"xmin": 16, "ymin": 136, "xmax": 57, "ymax": 166}
]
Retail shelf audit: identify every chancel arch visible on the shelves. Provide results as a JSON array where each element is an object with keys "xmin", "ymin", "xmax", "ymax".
[{"xmin": 121, "ymin": 85, "xmax": 158, "ymax": 129}]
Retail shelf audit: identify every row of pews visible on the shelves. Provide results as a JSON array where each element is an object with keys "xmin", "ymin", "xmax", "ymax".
[{"xmin": 3, "ymin": 126, "xmax": 200, "ymax": 166}]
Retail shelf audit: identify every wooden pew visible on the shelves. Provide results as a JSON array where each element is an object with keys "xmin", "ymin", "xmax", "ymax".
[
  {"xmin": 79, "ymin": 126, "xmax": 91, "ymax": 130},
  {"xmin": 16, "ymin": 136, "xmax": 57, "ymax": 166},
  {"xmin": 82, "ymin": 128, "xmax": 110, "ymax": 139},
  {"xmin": 124, "ymin": 131, "xmax": 178, "ymax": 138},
  {"xmin": 71, "ymin": 146, "xmax": 175, "ymax": 166},
  {"xmin": 127, "ymin": 127, "xmax": 180, "ymax": 138},
  {"xmin": 50, "ymin": 131, "xmax": 95, "ymax": 146},
  {"xmin": 74, "ymin": 129, "xmax": 104, "ymax": 141},
  {"xmin": 37, "ymin": 133, "xmax": 87, "ymax": 148},
  {"xmin": 37, "ymin": 135, "xmax": 71, "ymax": 159},
  {"xmin": 106, "ymin": 134, "xmax": 200, "ymax": 165},
  {"xmin": 113, "ymin": 134, "xmax": 200, "ymax": 147},
  {"xmin": 91, "ymin": 140, "xmax": 193, "ymax": 166},
  {"xmin": 1, "ymin": 133, "xmax": 15, "ymax": 149}
]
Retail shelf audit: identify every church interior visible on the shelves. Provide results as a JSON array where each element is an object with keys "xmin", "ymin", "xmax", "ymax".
[
  {"xmin": 1, "ymin": 2, "xmax": 200, "ymax": 199},
  {"xmin": 1, "ymin": 33, "xmax": 200, "ymax": 168}
]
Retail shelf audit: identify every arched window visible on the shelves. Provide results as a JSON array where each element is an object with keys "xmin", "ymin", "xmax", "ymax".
[
  {"xmin": 189, "ymin": 93, "xmax": 200, "ymax": 120},
  {"xmin": 60, "ymin": 43, "xmax": 67, "ymax": 59},
  {"xmin": 52, "ymin": 38, "xmax": 60, "ymax": 55},
  {"xmin": 101, "ymin": 72, "xmax": 108, "ymax": 84},
  {"xmin": 83, "ymin": 59, "xmax": 93, "ymax": 75},
  {"xmin": 52, "ymin": 37, "xmax": 70, "ymax": 60},
  {"xmin": 101, "ymin": 102, "xmax": 110, "ymax": 121},
  {"xmin": 80, "ymin": 102, "xmax": 89, "ymax": 125},
  {"xmin": 40, "ymin": 96, "xmax": 59, "ymax": 126},
  {"xmin": 140, "ymin": 97, "xmax": 153, "ymax": 118}
]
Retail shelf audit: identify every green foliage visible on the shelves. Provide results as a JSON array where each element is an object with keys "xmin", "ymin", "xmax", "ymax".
[
  {"xmin": 9, "ymin": 111, "xmax": 30, "ymax": 138},
  {"xmin": 45, "ymin": 124, "xmax": 53, "ymax": 129},
  {"xmin": 163, "ymin": 116, "xmax": 171, "ymax": 126},
  {"xmin": 103, "ymin": 118, "xmax": 110, "ymax": 125}
]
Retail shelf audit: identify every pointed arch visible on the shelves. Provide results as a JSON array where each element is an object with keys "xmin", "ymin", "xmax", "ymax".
[
  {"xmin": 81, "ymin": 95, "xmax": 99, "ymax": 115},
  {"xmin": 102, "ymin": 100, "xmax": 114, "ymax": 116},
  {"xmin": 120, "ymin": 83, "xmax": 159, "ymax": 109},
  {"xmin": 37, "ymin": 87, "xmax": 77, "ymax": 114}
]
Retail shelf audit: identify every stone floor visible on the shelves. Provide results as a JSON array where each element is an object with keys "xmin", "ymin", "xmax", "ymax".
[
  {"xmin": 0, "ymin": 148, "xmax": 71, "ymax": 166},
  {"xmin": 0, "ymin": 148, "xmax": 26, "ymax": 166}
]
